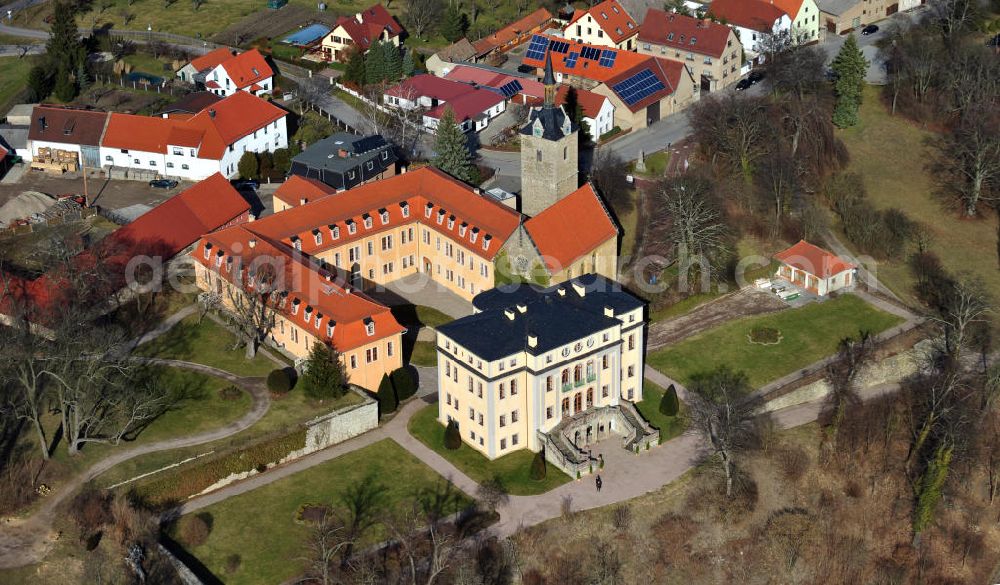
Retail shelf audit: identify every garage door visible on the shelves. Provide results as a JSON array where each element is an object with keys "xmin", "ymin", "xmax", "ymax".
[
  {"xmin": 80, "ymin": 145, "xmax": 101, "ymax": 169},
  {"xmin": 646, "ymin": 101, "xmax": 660, "ymax": 125}
]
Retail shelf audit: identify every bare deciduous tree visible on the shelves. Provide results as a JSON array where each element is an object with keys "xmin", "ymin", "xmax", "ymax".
[
  {"xmin": 362, "ymin": 86, "xmax": 423, "ymax": 160},
  {"xmin": 648, "ymin": 174, "xmax": 730, "ymax": 283},
  {"xmin": 404, "ymin": 0, "xmax": 443, "ymax": 39},
  {"xmin": 389, "ymin": 502, "xmax": 459, "ymax": 585},
  {"xmin": 300, "ymin": 513, "xmax": 350, "ymax": 585},
  {"xmin": 686, "ymin": 366, "xmax": 765, "ymax": 497},
  {"xmin": 930, "ymin": 105, "xmax": 1000, "ymax": 219},
  {"xmin": 222, "ymin": 251, "xmax": 288, "ymax": 359},
  {"xmin": 824, "ymin": 330, "xmax": 874, "ymax": 434},
  {"xmin": 689, "ymin": 94, "xmax": 771, "ymax": 183}
]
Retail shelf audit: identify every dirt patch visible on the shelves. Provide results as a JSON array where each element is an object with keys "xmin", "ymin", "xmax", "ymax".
[
  {"xmin": 647, "ymin": 288, "xmax": 788, "ymax": 350},
  {"xmin": 0, "ymin": 171, "xmax": 194, "ymax": 212},
  {"xmin": 210, "ymin": 5, "xmax": 342, "ymax": 47}
]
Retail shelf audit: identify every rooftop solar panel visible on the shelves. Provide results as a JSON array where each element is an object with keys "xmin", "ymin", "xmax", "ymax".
[
  {"xmin": 525, "ymin": 35, "xmax": 550, "ymax": 61},
  {"xmin": 581, "ymin": 46, "xmax": 601, "ymax": 61},
  {"xmin": 598, "ymin": 49, "xmax": 617, "ymax": 68},
  {"xmin": 498, "ymin": 80, "xmax": 523, "ymax": 98},
  {"xmin": 564, "ymin": 51, "xmax": 579, "ymax": 68},
  {"xmin": 611, "ymin": 68, "xmax": 666, "ymax": 106},
  {"xmin": 549, "ymin": 40, "xmax": 570, "ymax": 54}
]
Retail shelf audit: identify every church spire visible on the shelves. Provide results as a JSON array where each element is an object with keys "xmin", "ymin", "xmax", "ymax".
[{"xmin": 543, "ymin": 50, "xmax": 556, "ymax": 107}]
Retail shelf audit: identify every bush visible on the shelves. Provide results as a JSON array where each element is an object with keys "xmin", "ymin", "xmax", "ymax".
[
  {"xmin": 391, "ymin": 367, "xmax": 417, "ymax": 401},
  {"xmin": 225, "ymin": 554, "xmax": 242, "ymax": 574},
  {"xmin": 267, "ymin": 368, "xmax": 293, "ymax": 395},
  {"xmin": 377, "ymin": 374, "xmax": 397, "ymax": 415},
  {"xmin": 659, "ymin": 384, "xmax": 679, "ymax": 416},
  {"xmin": 237, "ymin": 151, "xmax": 258, "ymax": 180},
  {"xmin": 218, "ymin": 385, "xmax": 243, "ymax": 401},
  {"xmin": 530, "ymin": 450, "xmax": 547, "ymax": 480},
  {"xmin": 748, "ymin": 327, "xmax": 781, "ymax": 344},
  {"xmin": 179, "ymin": 513, "xmax": 212, "ymax": 547},
  {"xmin": 444, "ymin": 419, "xmax": 462, "ymax": 450},
  {"xmin": 71, "ymin": 488, "xmax": 112, "ymax": 537},
  {"xmin": 612, "ymin": 504, "xmax": 632, "ymax": 531}
]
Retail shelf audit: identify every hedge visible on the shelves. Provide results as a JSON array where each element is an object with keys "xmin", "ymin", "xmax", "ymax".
[{"xmin": 136, "ymin": 427, "xmax": 308, "ymax": 505}]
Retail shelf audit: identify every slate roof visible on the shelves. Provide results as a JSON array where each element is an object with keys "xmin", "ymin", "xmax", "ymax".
[
  {"xmin": 441, "ymin": 274, "xmax": 644, "ymax": 360},
  {"xmin": 290, "ymin": 133, "xmax": 394, "ymax": 175},
  {"xmin": 159, "ymin": 91, "xmax": 223, "ymax": 115}
]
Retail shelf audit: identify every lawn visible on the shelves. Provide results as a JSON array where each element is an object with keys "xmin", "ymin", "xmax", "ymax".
[
  {"xmin": 175, "ymin": 439, "xmax": 471, "ymax": 585},
  {"xmin": 408, "ymin": 404, "xmax": 571, "ymax": 495},
  {"xmin": 135, "ymin": 313, "xmax": 280, "ymax": 377},
  {"xmin": 408, "ymin": 339, "xmax": 438, "ymax": 367},
  {"xmin": 391, "ymin": 304, "xmax": 454, "ymax": 329},
  {"xmin": 635, "ymin": 380, "xmax": 688, "ymax": 443},
  {"xmin": 633, "ymin": 150, "xmax": 669, "ymax": 177},
  {"xmin": 123, "ymin": 52, "xmax": 174, "ymax": 76},
  {"xmin": 0, "ymin": 56, "xmax": 39, "ymax": 118},
  {"xmin": 647, "ymin": 294, "xmax": 903, "ymax": 388},
  {"xmin": 838, "ymin": 85, "xmax": 1000, "ymax": 304}
]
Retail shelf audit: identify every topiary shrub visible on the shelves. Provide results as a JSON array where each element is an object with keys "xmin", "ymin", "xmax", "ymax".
[
  {"xmin": 267, "ymin": 368, "xmax": 293, "ymax": 396},
  {"xmin": 377, "ymin": 374, "xmax": 397, "ymax": 415},
  {"xmin": 530, "ymin": 451, "xmax": 547, "ymax": 480},
  {"xmin": 659, "ymin": 384, "xmax": 679, "ymax": 416},
  {"xmin": 180, "ymin": 513, "xmax": 213, "ymax": 547},
  {"xmin": 748, "ymin": 326, "xmax": 782, "ymax": 345},
  {"xmin": 444, "ymin": 419, "xmax": 462, "ymax": 450},
  {"xmin": 391, "ymin": 367, "xmax": 418, "ymax": 402},
  {"xmin": 218, "ymin": 385, "xmax": 243, "ymax": 401}
]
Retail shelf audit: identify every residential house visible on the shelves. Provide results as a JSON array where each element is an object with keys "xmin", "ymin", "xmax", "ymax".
[
  {"xmin": 383, "ymin": 74, "xmax": 472, "ymax": 110},
  {"xmin": 774, "ymin": 240, "xmax": 856, "ymax": 296},
  {"xmin": 383, "ymin": 75, "xmax": 506, "ymax": 132},
  {"xmin": 423, "ymin": 91, "xmax": 506, "ymax": 132},
  {"xmin": 177, "ymin": 48, "xmax": 274, "ymax": 97},
  {"xmin": 27, "ymin": 106, "xmax": 109, "ymax": 171},
  {"xmin": 99, "ymin": 91, "xmax": 288, "ymax": 180},
  {"xmin": 566, "ymin": 0, "xmax": 639, "ymax": 51},
  {"xmin": 472, "ymin": 7, "xmax": 552, "ymax": 62},
  {"xmin": 638, "ymin": 9, "xmax": 744, "ymax": 92},
  {"xmin": 771, "ymin": 0, "xmax": 822, "ymax": 43},
  {"xmin": 320, "ymin": 3, "xmax": 404, "ymax": 62},
  {"xmin": 435, "ymin": 274, "xmax": 652, "ymax": 472},
  {"xmin": 192, "ymin": 226, "xmax": 405, "ymax": 390},
  {"xmin": 288, "ymin": 132, "xmax": 397, "ymax": 192},
  {"xmin": 520, "ymin": 35, "xmax": 698, "ymax": 130},
  {"xmin": 706, "ymin": 0, "xmax": 793, "ymax": 57},
  {"xmin": 426, "ymin": 38, "xmax": 478, "ymax": 76}
]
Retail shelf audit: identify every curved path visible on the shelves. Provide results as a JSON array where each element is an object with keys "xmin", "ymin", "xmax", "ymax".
[{"xmin": 0, "ymin": 359, "xmax": 270, "ymax": 569}]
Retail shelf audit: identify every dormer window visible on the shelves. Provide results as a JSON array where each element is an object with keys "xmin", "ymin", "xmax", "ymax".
[
  {"xmin": 482, "ymin": 234, "xmax": 492, "ymax": 251},
  {"xmin": 425, "ymin": 202, "xmax": 433, "ymax": 218},
  {"xmin": 326, "ymin": 320, "xmax": 335, "ymax": 337},
  {"xmin": 379, "ymin": 209, "xmax": 389, "ymax": 225},
  {"xmin": 437, "ymin": 209, "xmax": 446, "ymax": 224},
  {"xmin": 225, "ymin": 256, "xmax": 233, "ymax": 272},
  {"xmin": 314, "ymin": 312, "xmax": 323, "ymax": 328},
  {"xmin": 459, "ymin": 222, "xmax": 467, "ymax": 237},
  {"xmin": 203, "ymin": 242, "xmax": 213, "ymax": 259},
  {"xmin": 215, "ymin": 250, "xmax": 224, "ymax": 267},
  {"xmin": 291, "ymin": 236, "xmax": 301, "ymax": 250},
  {"xmin": 667, "ymin": 32, "xmax": 674, "ymax": 41},
  {"xmin": 365, "ymin": 319, "xmax": 375, "ymax": 336},
  {"xmin": 363, "ymin": 214, "xmax": 372, "ymax": 229},
  {"xmin": 304, "ymin": 306, "xmax": 313, "ymax": 321},
  {"xmin": 291, "ymin": 298, "xmax": 301, "ymax": 315},
  {"xmin": 330, "ymin": 224, "xmax": 340, "ymax": 239},
  {"xmin": 400, "ymin": 201, "xmax": 410, "ymax": 217},
  {"xmin": 470, "ymin": 227, "xmax": 479, "ymax": 244},
  {"xmin": 312, "ymin": 229, "xmax": 322, "ymax": 245},
  {"xmin": 347, "ymin": 220, "xmax": 357, "ymax": 234},
  {"xmin": 447, "ymin": 215, "xmax": 455, "ymax": 229}
]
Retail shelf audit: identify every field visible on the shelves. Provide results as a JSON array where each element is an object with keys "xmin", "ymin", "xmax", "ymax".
[
  {"xmin": 408, "ymin": 404, "xmax": 571, "ymax": 495},
  {"xmin": 173, "ymin": 439, "xmax": 471, "ymax": 585},
  {"xmin": 0, "ymin": 56, "xmax": 39, "ymax": 117},
  {"xmin": 647, "ymin": 294, "xmax": 903, "ymax": 388},
  {"xmin": 837, "ymin": 85, "xmax": 1000, "ymax": 304}
]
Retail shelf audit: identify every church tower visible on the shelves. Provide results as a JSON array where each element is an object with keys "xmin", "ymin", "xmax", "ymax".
[{"xmin": 519, "ymin": 51, "xmax": 579, "ymax": 217}]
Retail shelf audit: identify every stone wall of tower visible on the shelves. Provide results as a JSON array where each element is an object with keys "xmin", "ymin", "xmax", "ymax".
[{"xmin": 520, "ymin": 130, "xmax": 579, "ymax": 217}]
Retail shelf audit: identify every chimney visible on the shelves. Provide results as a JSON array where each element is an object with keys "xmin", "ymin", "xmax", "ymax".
[
  {"xmin": 604, "ymin": 306, "xmax": 614, "ymax": 317},
  {"xmin": 300, "ymin": 198, "xmax": 308, "ymax": 205},
  {"xmin": 527, "ymin": 334, "xmax": 538, "ymax": 348},
  {"xmin": 473, "ymin": 187, "xmax": 481, "ymax": 194},
  {"xmin": 209, "ymin": 109, "xmax": 216, "ymax": 118},
  {"xmin": 516, "ymin": 303, "xmax": 527, "ymax": 314},
  {"xmin": 557, "ymin": 287, "xmax": 566, "ymax": 297},
  {"xmin": 338, "ymin": 148, "xmax": 349, "ymax": 157},
  {"xmin": 504, "ymin": 308, "xmax": 516, "ymax": 321},
  {"xmin": 401, "ymin": 166, "xmax": 408, "ymax": 174},
  {"xmin": 572, "ymin": 281, "xmax": 586, "ymax": 297},
  {"xmin": 248, "ymin": 238, "xmax": 256, "ymax": 248}
]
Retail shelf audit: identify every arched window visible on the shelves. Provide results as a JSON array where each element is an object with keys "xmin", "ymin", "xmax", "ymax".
[{"xmin": 574, "ymin": 365, "xmax": 583, "ymax": 383}]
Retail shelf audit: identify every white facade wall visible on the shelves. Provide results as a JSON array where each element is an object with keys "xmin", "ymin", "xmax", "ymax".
[
  {"xmin": 30, "ymin": 139, "xmax": 82, "ymax": 160},
  {"xmin": 734, "ymin": 15, "xmax": 793, "ymax": 55},
  {"xmin": 99, "ymin": 146, "xmax": 167, "ymax": 174},
  {"xmin": 216, "ymin": 116, "xmax": 289, "ymax": 178},
  {"xmin": 586, "ymin": 98, "xmax": 616, "ymax": 137},
  {"xmin": 568, "ymin": 13, "xmax": 637, "ymax": 50},
  {"xmin": 205, "ymin": 65, "xmax": 273, "ymax": 98}
]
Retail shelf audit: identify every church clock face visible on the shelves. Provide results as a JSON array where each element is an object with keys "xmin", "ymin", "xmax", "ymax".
[{"xmin": 513, "ymin": 255, "xmax": 529, "ymax": 273}]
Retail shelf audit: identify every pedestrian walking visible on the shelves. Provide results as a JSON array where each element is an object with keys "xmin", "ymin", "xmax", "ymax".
[{"xmin": 596, "ymin": 474, "xmax": 603, "ymax": 492}]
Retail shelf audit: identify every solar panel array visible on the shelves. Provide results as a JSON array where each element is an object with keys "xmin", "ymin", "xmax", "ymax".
[
  {"xmin": 549, "ymin": 40, "xmax": 570, "ymax": 54},
  {"xmin": 525, "ymin": 35, "xmax": 550, "ymax": 61},
  {"xmin": 599, "ymin": 49, "xmax": 617, "ymax": 68},
  {"xmin": 498, "ymin": 80, "xmax": 523, "ymax": 98},
  {"xmin": 564, "ymin": 51, "xmax": 579, "ymax": 68},
  {"xmin": 580, "ymin": 46, "xmax": 601, "ymax": 61},
  {"xmin": 611, "ymin": 69, "xmax": 665, "ymax": 106}
]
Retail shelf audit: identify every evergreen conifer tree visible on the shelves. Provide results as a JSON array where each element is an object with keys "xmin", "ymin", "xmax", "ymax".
[
  {"xmin": 433, "ymin": 107, "xmax": 477, "ymax": 183},
  {"xmin": 441, "ymin": 3, "xmax": 468, "ymax": 42},
  {"xmin": 563, "ymin": 86, "xmax": 592, "ymax": 145},
  {"xmin": 344, "ymin": 49, "xmax": 366, "ymax": 86},
  {"xmin": 237, "ymin": 151, "xmax": 259, "ymax": 179},
  {"xmin": 47, "ymin": 1, "xmax": 83, "ymax": 101},
  {"xmin": 302, "ymin": 342, "xmax": 346, "ymax": 400},
  {"xmin": 659, "ymin": 384, "xmax": 679, "ymax": 416},
  {"xmin": 401, "ymin": 49, "xmax": 415, "ymax": 77},
  {"xmin": 365, "ymin": 44, "xmax": 386, "ymax": 85},
  {"xmin": 444, "ymin": 419, "xmax": 462, "ymax": 449},
  {"xmin": 830, "ymin": 34, "xmax": 867, "ymax": 128},
  {"xmin": 377, "ymin": 374, "xmax": 398, "ymax": 415},
  {"xmin": 382, "ymin": 42, "xmax": 402, "ymax": 82},
  {"xmin": 530, "ymin": 450, "xmax": 547, "ymax": 480}
]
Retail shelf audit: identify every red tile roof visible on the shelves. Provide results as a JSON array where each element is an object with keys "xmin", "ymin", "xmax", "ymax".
[
  {"xmin": 248, "ymin": 166, "xmax": 521, "ymax": 261},
  {"xmin": 638, "ymin": 9, "xmax": 736, "ymax": 59},
  {"xmin": 473, "ymin": 7, "xmax": 552, "ymax": 56},
  {"xmin": 774, "ymin": 240, "xmax": 855, "ymax": 278},
  {"xmin": 770, "ymin": 0, "xmax": 806, "ymax": 19},
  {"xmin": 102, "ymin": 113, "xmax": 175, "ymax": 153},
  {"xmin": 219, "ymin": 49, "xmax": 273, "ymax": 91},
  {"xmin": 28, "ymin": 106, "xmax": 108, "ymax": 147},
  {"xmin": 424, "ymin": 90, "xmax": 505, "ymax": 122},
  {"xmin": 273, "ymin": 175, "xmax": 338, "ymax": 208},
  {"xmin": 554, "ymin": 85, "xmax": 609, "ymax": 119},
  {"xmin": 444, "ymin": 65, "xmax": 546, "ymax": 99},
  {"xmin": 384, "ymin": 74, "xmax": 471, "ymax": 101},
  {"xmin": 189, "ymin": 47, "xmax": 236, "ymax": 72},
  {"xmin": 520, "ymin": 34, "xmax": 651, "ymax": 84},
  {"xmin": 707, "ymin": 0, "xmax": 789, "ymax": 32},
  {"xmin": 335, "ymin": 3, "xmax": 404, "ymax": 52},
  {"xmin": 568, "ymin": 0, "xmax": 638, "ymax": 44},
  {"xmin": 604, "ymin": 56, "xmax": 685, "ymax": 112},
  {"xmin": 192, "ymin": 225, "xmax": 405, "ymax": 353},
  {"xmin": 524, "ymin": 183, "xmax": 618, "ymax": 272}
]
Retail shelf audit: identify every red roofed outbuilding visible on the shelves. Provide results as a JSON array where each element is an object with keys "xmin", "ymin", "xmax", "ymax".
[
  {"xmin": 472, "ymin": 8, "xmax": 552, "ymax": 59},
  {"xmin": 774, "ymin": 240, "xmax": 856, "ymax": 296}
]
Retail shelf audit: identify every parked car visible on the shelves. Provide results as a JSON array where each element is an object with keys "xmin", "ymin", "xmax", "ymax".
[
  {"xmin": 861, "ymin": 24, "xmax": 879, "ymax": 35},
  {"xmin": 234, "ymin": 179, "xmax": 259, "ymax": 190},
  {"xmin": 748, "ymin": 70, "xmax": 766, "ymax": 84},
  {"xmin": 149, "ymin": 179, "xmax": 178, "ymax": 189},
  {"xmin": 735, "ymin": 78, "xmax": 752, "ymax": 91}
]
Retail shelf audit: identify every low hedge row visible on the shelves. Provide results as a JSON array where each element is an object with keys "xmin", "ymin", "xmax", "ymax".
[{"xmin": 136, "ymin": 427, "xmax": 308, "ymax": 505}]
